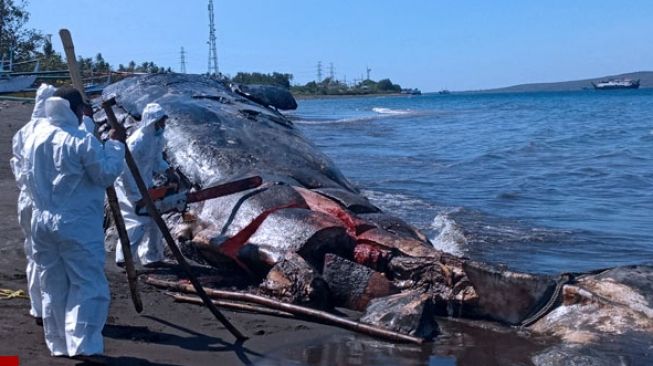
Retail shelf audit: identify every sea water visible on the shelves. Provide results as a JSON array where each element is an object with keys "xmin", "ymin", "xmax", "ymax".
[{"xmin": 289, "ymin": 90, "xmax": 653, "ymax": 275}]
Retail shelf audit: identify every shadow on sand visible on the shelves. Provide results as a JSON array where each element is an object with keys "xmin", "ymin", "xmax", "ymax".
[{"xmin": 102, "ymin": 315, "xmax": 263, "ymax": 365}]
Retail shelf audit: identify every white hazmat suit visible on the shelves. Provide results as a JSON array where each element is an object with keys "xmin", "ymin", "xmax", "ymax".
[
  {"xmin": 26, "ymin": 96, "xmax": 125, "ymax": 356},
  {"xmin": 115, "ymin": 103, "xmax": 169, "ymax": 266},
  {"xmin": 80, "ymin": 115, "xmax": 96, "ymax": 136},
  {"xmin": 9, "ymin": 83, "xmax": 56, "ymax": 319}
]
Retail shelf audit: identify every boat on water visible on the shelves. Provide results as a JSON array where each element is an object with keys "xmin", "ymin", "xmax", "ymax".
[
  {"xmin": 400, "ymin": 88, "xmax": 422, "ymax": 95},
  {"xmin": 437, "ymin": 89, "xmax": 451, "ymax": 95},
  {"xmin": 591, "ymin": 79, "xmax": 640, "ymax": 90}
]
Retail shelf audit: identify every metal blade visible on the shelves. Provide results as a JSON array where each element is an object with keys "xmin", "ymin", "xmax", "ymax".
[{"xmin": 187, "ymin": 176, "xmax": 263, "ymax": 203}]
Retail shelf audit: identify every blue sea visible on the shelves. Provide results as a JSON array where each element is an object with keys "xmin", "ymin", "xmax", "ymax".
[{"xmin": 289, "ymin": 90, "xmax": 653, "ymax": 275}]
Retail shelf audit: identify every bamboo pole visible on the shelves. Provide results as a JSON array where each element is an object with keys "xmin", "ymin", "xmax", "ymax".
[
  {"xmin": 146, "ymin": 277, "xmax": 425, "ymax": 344},
  {"xmin": 167, "ymin": 293, "xmax": 296, "ymax": 319}
]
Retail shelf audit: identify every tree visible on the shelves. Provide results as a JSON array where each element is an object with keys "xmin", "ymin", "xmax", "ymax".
[
  {"xmin": 0, "ymin": 0, "xmax": 44, "ymax": 69},
  {"xmin": 231, "ymin": 71, "xmax": 293, "ymax": 89},
  {"xmin": 38, "ymin": 36, "xmax": 66, "ymax": 71},
  {"xmin": 95, "ymin": 53, "xmax": 110, "ymax": 73},
  {"xmin": 377, "ymin": 78, "xmax": 401, "ymax": 92},
  {"xmin": 42, "ymin": 36, "xmax": 53, "ymax": 57}
]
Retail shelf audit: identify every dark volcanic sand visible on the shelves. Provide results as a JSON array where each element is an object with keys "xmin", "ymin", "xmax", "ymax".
[{"xmin": 0, "ymin": 101, "xmax": 552, "ymax": 366}]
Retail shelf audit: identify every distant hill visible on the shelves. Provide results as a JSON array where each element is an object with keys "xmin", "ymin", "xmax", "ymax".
[{"xmin": 474, "ymin": 71, "xmax": 653, "ymax": 93}]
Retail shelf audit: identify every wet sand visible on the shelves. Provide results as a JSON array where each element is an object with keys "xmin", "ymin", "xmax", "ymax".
[{"xmin": 0, "ymin": 101, "xmax": 351, "ymax": 366}]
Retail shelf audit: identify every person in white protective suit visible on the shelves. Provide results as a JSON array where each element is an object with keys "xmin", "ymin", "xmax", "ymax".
[
  {"xmin": 115, "ymin": 103, "xmax": 176, "ymax": 267},
  {"xmin": 9, "ymin": 83, "xmax": 56, "ymax": 323},
  {"xmin": 79, "ymin": 103, "xmax": 99, "ymax": 136},
  {"xmin": 80, "ymin": 114, "xmax": 96, "ymax": 136},
  {"xmin": 25, "ymin": 86, "xmax": 125, "ymax": 357}
]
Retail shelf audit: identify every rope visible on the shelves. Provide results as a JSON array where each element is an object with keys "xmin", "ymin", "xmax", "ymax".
[{"xmin": 0, "ymin": 288, "xmax": 29, "ymax": 300}]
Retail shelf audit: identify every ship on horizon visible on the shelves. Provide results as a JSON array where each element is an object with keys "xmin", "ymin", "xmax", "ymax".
[
  {"xmin": 400, "ymin": 88, "xmax": 422, "ymax": 95},
  {"xmin": 591, "ymin": 78, "xmax": 640, "ymax": 90}
]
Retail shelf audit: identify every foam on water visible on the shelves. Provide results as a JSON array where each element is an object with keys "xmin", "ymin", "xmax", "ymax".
[
  {"xmin": 371, "ymin": 107, "xmax": 413, "ymax": 115},
  {"xmin": 291, "ymin": 107, "xmax": 421, "ymax": 125},
  {"xmin": 361, "ymin": 189, "xmax": 466, "ymax": 256},
  {"xmin": 430, "ymin": 210, "xmax": 466, "ymax": 256},
  {"xmin": 292, "ymin": 114, "xmax": 384, "ymax": 125}
]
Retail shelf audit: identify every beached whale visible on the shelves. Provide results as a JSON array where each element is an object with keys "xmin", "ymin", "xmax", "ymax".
[{"xmin": 97, "ymin": 74, "xmax": 652, "ymax": 365}]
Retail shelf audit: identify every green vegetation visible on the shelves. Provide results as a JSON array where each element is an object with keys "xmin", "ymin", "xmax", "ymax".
[
  {"xmin": 291, "ymin": 77, "xmax": 402, "ymax": 96},
  {"xmin": 227, "ymin": 71, "xmax": 403, "ymax": 96},
  {"xmin": 0, "ymin": 0, "xmax": 169, "ymax": 75},
  {"xmin": 231, "ymin": 72, "xmax": 293, "ymax": 89},
  {"xmin": 0, "ymin": 0, "xmax": 42, "ymax": 71}
]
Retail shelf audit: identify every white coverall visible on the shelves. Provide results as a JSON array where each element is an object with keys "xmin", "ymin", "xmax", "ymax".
[
  {"xmin": 9, "ymin": 83, "xmax": 56, "ymax": 318},
  {"xmin": 115, "ymin": 103, "xmax": 169, "ymax": 266},
  {"xmin": 80, "ymin": 115, "xmax": 96, "ymax": 136},
  {"xmin": 26, "ymin": 96, "xmax": 125, "ymax": 356}
]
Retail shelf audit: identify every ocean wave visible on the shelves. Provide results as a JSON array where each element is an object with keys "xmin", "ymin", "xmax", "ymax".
[
  {"xmin": 361, "ymin": 189, "xmax": 435, "ymax": 215},
  {"xmin": 361, "ymin": 189, "xmax": 466, "ymax": 256},
  {"xmin": 292, "ymin": 107, "xmax": 422, "ymax": 125},
  {"xmin": 429, "ymin": 210, "xmax": 466, "ymax": 256},
  {"xmin": 293, "ymin": 114, "xmax": 385, "ymax": 125},
  {"xmin": 372, "ymin": 107, "xmax": 413, "ymax": 115}
]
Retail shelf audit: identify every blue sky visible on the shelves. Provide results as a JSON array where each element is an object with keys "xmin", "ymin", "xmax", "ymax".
[{"xmin": 27, "ymin": 0, "xmax": 653, "ymax": 91}]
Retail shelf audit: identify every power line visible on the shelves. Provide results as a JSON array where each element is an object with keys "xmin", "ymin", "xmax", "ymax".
[
  {"xmin": 180, "ymin": 47, "xmax": 187, "ymax": 73},
  {"xmin": 366, "ymin": 65, "xmax": 372, "ymax": 80},
  {"xmin": 317, "ymin": 61, "xmax": 322, "ymax": 82},
  {"xmin": 329, "ymin": 62, "xmax": 334, "ymax": 80},
  {"xmin": 207, "ymin": 0, "xmax": 219, "ymax": 75}
]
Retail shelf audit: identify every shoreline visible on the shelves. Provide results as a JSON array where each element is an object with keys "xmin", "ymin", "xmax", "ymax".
[{"xmin": 293, "ymin": 92, "xmax": 408, "ymax": 100}]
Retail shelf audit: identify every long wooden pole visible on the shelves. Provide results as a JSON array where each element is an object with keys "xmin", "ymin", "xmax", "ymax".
[
  {"xmin": 59, "ymin": 28, "xmax": 143, "ymax": 313},
  {"xmin": 146, "ymin": 277, "xmax": 424, "ymax": 344},
  {"xmin": 168, "ymin": 293, "xmax": 296, "ymax": 319},
  {"xmin": 102, "ymin": 98, "xmax": 246, "ymax": 341}
]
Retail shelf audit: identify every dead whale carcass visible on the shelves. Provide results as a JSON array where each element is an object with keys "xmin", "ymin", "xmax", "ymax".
[
  {"xmin": 98, "ymin": 73, "xmax": 480, "ymax": 327},
  {"xmin": 99, "ymin": 74, "xmax": 653, "ymax": 356}
]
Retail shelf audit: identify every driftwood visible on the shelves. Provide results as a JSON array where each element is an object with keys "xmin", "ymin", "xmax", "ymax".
[
  {"xmin": 167, "ymin": 293, "xmax": 296, "ymax": 319},
  {"xmin": 145, "ymin": 276, "xmax": 425, "ymax": 344}
]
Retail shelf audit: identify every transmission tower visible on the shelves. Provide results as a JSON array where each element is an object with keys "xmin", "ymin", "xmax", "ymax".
[
  {"xmin": 366, "ymin": 65, "xmax": 372, "ymax": 80},
  {"xmin": 317, "ymin": 61, "xmax": 322, "ymax": 81},
  {"xmin": 329, "ymin": 62, "xmax": 334, "ymax": 80},
  {"xmin": 180, "ymin": 47, "xmax": 187, "ymax": 73},
  {"xmin": 207, "ymin": 0, "xmax": 219, "ymax": 75}
]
